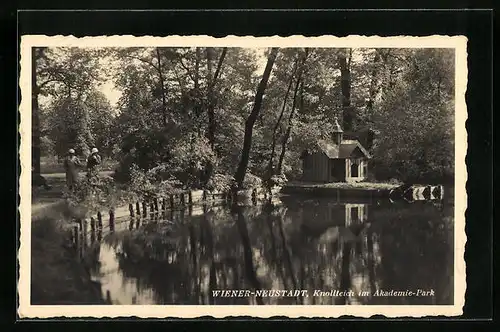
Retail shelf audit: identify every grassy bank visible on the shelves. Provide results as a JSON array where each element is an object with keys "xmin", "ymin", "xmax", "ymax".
[
  {"xmin": 31, "ymin": 216, "xmax": 104, "ymax": 305},
  {"xmin": 284, "ymin": 181, "xmax": 400, "ymax": 190}
]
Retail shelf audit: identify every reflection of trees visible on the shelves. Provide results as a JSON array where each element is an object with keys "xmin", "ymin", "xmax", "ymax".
[
  {"xmin": 233, "ymin": 205, "xmax": 264, "ymax": 305},
  {"xmin": 102, "ymin": 197, "xmax": 452, "ymax": 305},
  {"xmin": 370, "ymin": 202, "xmax": 454, "ymax": 305}
]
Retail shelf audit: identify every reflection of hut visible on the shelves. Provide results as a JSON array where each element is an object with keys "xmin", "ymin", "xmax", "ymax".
[
  {"xmin": 300, "ymin": 117, "xmax": 371, "ymax": 183},
  {"xmin": 344, "ymin": 204, "xmax": 368, "ymax": 227},
  {"xmin": 301, "ymin": 203, "xmax": 369, "ymax": 235}
]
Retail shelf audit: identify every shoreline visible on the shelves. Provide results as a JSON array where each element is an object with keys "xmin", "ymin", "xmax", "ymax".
[{"xmin": 281, "ymin": 181, "xmax": 399, "ymax": 199}]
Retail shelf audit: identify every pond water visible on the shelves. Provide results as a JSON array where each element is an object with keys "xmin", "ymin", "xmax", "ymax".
[{"xmin": 84, "ymin": 194, "xmax": 454, "ymax": 305}]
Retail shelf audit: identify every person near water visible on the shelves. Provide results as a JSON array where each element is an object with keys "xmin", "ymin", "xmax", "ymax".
[
  {"xmin": 63, "ymin": 148, "xmax": 81, "ymax": 190},
  {"xmin": 86, "ymin": 147, "xmax": 102, "ymax": 185}
]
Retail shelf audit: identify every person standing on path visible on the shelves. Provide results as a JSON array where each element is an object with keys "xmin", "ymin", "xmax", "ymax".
[
  {"xmin": 86, "ymin": 147, "xmax": 102, "ymax": 186},
  {"xmin": 63, "ymin": 148, "xmax": 81, "ymax": 191}
]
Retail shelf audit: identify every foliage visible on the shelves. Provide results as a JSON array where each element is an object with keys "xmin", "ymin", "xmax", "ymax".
[
  {"xmin": 38, "ymin": 46, "xmax": 455, "ymax": 191},
  {"xmin": 206, "ymin": 173, "xmax": 236, "ymax": 193},
  {"xmin": 63, "ymin": 175, "xmax": 131, "ymax": 214},
  {"xmin": 127, "ymin": 164, "xmax": 183, "ymax": 199},
  {"xmin": 39, "ymin": 136, "xmax": 55, "ymax": 156},
  {"xmin": 370, "ymin": 49, "xmax": 454, "ymax": 182},
  {"xmin": 37, "ymin": 48, "xmax": 115, "ymax": 158},
  {"xmin": 241, "ymin": 172, "xmax": 263, "ymax": 190},
  {"xmin": 270, "ymin": 174, "xmax": 288, "ymax": 187}
]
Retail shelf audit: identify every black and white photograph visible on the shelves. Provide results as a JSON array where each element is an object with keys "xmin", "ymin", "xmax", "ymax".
[{"xmin": 18, "ymin": 35, "xmax": 467, "ymax": 318}]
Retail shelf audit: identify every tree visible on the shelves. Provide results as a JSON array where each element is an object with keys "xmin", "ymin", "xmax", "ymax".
[
  {"xmin": 203, "ymin": 47, "xmax": 228, "ymax": 184},
  {"xmin": 234, "ymin": 48, "xmax": 279, "ymax": 188},
  {"xmin": 277, "ymin": 49, "xmax": 308, "ymax": 174},
  {"xmin": 32, "ymin": 48, "xmax": 44, "ymax": 175},
  {"xmin": 35, "ymin": 47, "xmax": 107, "ymax": 160},
  {"xmin": 266, "ymin": 53, "xmax": 300, "ymax": 177},
  {"xmin": 338, "ymin": 48, "xmax": 354, "ymax": 131},
  {"xmin": 371, "ymin": 48, "xmax": 455, "ymax": 182}
]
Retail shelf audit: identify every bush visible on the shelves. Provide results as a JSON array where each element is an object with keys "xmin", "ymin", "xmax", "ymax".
[
  {"xmin": 241, "ymin": 173, "xmax": 263, "ymax": 190},
  {"xmin": 63, "ymin": 175, "xmax": 131, "ymax": 214},
  {"xmin": 128, "ymin": 164, "xmax": 183, "ymax": 199},
  {"xmin": 270, "ymin": 174, "xmax": 288, "ymax": 187},
  {"xmin": 206, "ymin": 173, "xmax": 236, "ymax": 193}
]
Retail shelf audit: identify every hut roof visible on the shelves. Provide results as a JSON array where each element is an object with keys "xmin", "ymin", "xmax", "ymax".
[{"xmin": 316, "ymin": 139, "xmax": 371, "ymax": 159}]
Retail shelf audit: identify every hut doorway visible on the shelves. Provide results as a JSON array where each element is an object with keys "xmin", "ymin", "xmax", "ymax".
[{"xmin": 350, "ymin": 161, "xmax": 359, "ymax": 177}]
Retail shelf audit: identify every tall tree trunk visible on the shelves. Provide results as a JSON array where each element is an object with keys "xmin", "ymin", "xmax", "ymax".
[
  {"xmin": 204, "ymin": 47, "xmax": 227, "ymax": 185},
  {"xmin": 366, "ymin": 50, "xmax": 381, "ymax": 123},
  {"xmin": 155, "ymin": 48, "xmax": 168, "ymax": 127},
  {"xmin": 277, "ymin": 50, "xmax": 307, "ymax": 174},
  {"xmin": 194, "ymin": 47, "xmax": 201, "ymax": 119},
  {"xmin": 206, "ymin": 48, "xmax": 227, "ymax": 149},
  {"xmin": 339, "ymin": 48, "xmax": 353, "ymax": 131},
  {"xmin": 32, "ymin": 48, "xmax": 41, "ymax": 175},
  {"xmin": 266, "ymin": 56, "xmax": 299, "ymax": 177},
  {"xmin": 277, "ymin": 76, "xmax": 301, "ymax": 174},
  {"xmin": 234, "ymin": 48, "xmax": 279, "ymax": 188}
]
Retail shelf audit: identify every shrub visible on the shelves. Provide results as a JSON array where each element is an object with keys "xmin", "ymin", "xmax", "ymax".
[
  {"xmin": 128, "ymin": 164, "xmax": 183, "ymax": 199},
  {"xmin": 241, "ymin": 173, "xmax": 263, "ymax": 190},
  {"xmin": 270, "ymin": 174, "xmax": 288, "ymax": 187},
  {"xmin": 206, "ymin": 173, "xmax": 236, "ymax": 193}
]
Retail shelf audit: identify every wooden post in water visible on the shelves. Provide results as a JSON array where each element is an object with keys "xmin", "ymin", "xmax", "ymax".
[
  {"xmin": 188, "ymin": 191, "xmax": 193, "ymax": 205},
  {"xmin": 142, "ymin": 201, "xmax": 147, "ymax": 218},
  {"xmin": 129, "ymin": 203, "xmax": 135, "ymax": 230},
  {"xmin": 109, "ymin": 209, "xmax": 115, "ymax": 232},
  {"xmin": 149, "ymin": 200, "xmax": 155, "ymax": 221},
  {"xmin": 97, "ymin": 212, "xmax": 103, "ymax": 230},
  {"xmin": 203, "ymin": 189, "xmax": 207, "ymax": 201},
  {"xmin": 90, "ymin": 217, "xmax": 96, "ymax": 243},
  {"xmin": 82, "ymin": 219, "xmax": 88, "ymax": 248},
  {"xmin": 136, "ymin": 202, "xmax": 141, "ymax": 217},
  {"xmin": 129, "ymin": 204, "xmax": 135, "ymax": 217},
  {"xmin": 97, "ymin": 211, "xmax": 103, "ymax": 241},
  {"xmin": 73, "ymin": 225, "xmax": 79, "ymax": 249},
  {"xmin": 179, "ymin": 207, "xmax": 185, "ymax": 224}
]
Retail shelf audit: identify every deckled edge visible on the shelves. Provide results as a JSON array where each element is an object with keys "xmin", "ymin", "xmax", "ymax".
[{"xmin": 17, "ymin": 34, "xmax": 468, "ymax": 319}]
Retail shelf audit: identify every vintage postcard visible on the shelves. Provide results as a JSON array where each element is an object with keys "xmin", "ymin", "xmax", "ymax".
[{"xmin": 18, "ymin": 35, "xmax": 467, "ymax": 318}]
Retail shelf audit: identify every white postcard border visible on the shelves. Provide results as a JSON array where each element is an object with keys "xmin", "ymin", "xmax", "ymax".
[{"xmin": 18, "ymin": 34, "xmax": 468, "ymax": 318}]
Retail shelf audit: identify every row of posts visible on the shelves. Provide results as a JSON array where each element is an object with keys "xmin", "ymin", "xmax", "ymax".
[
  {"xmin": 69, "ymin": 191, "xmax": 227, "ymax": 247},
  {"xmin": 70, "ymin": 188, "xmax": 273, "ymax": 251}
]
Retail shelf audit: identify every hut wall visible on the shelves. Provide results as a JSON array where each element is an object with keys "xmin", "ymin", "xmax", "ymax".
[
  {"xmin": 303, "ymin": 152, "xmax": 329, "ymax": 182},
  {"xmin": 329, "ymin": 159, "xmax": 346, "ymax": 182}
]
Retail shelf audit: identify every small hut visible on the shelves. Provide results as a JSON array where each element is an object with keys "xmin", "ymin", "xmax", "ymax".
[{"xmin": 300, "ymin": 117, "xmax": 372, "ymax": 183}]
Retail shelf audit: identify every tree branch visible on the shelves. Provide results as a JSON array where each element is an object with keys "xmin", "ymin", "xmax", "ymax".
[
  {"xmin": 178, "ymin": 57, "xmax": 196, "ymax": 83},
  {"xmin": 123, "ymin": 53, "xmax": 160, "ymax": 72}
]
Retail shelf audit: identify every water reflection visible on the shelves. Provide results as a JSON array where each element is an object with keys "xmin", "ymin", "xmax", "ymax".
[{"xmin": 85, "ymin": 195, "xmax": 454, "ymax": 305}]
